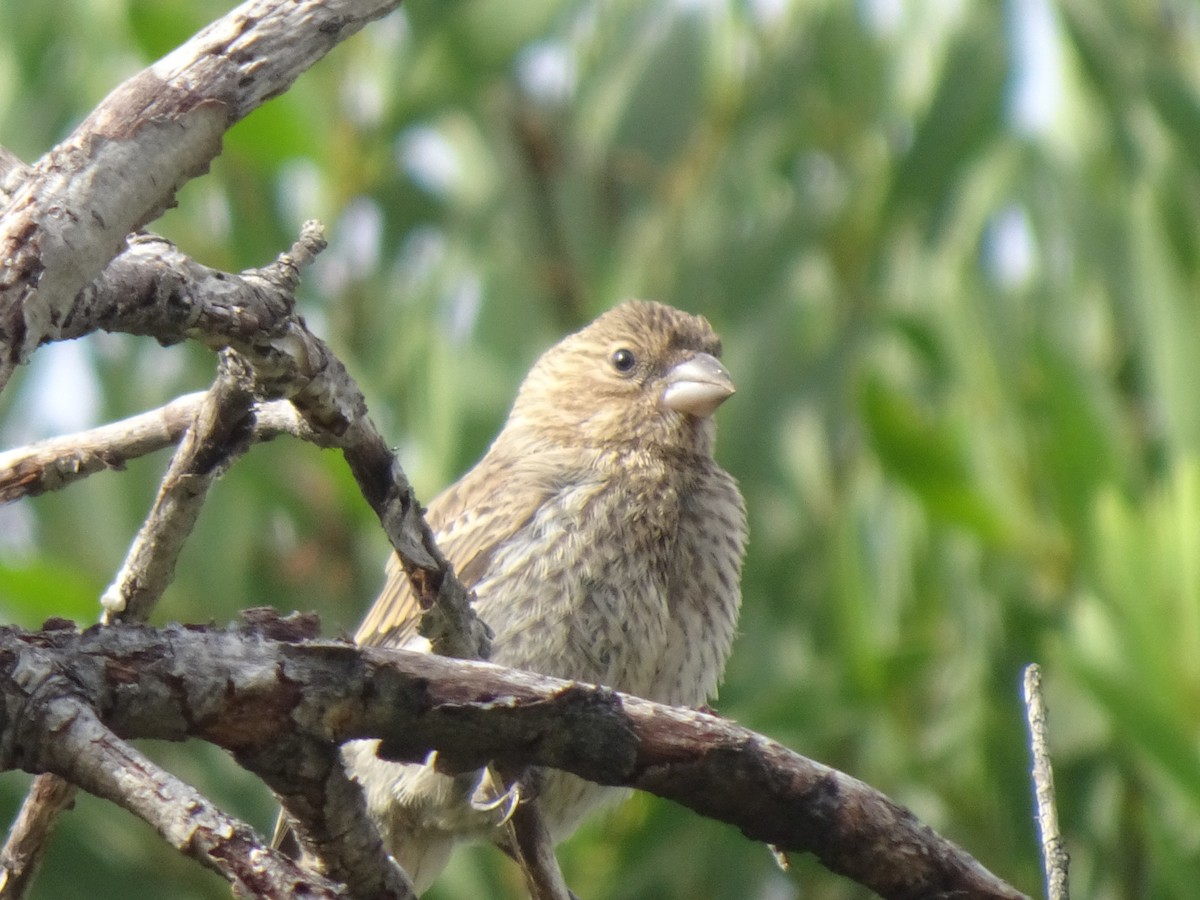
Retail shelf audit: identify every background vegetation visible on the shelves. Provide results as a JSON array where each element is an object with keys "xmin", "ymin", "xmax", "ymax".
[{"xmin": 2, "ymin": 0, "xmax": 1199, "ymax": 897}]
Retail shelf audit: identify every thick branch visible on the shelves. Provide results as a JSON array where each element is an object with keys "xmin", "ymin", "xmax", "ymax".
[
  {"xmin": 0, "ymin": 0, "xmax": 400, "ymax": 385},
  {"xmin": 1, "ymin": 644, "xmax": 346, "ymax": 899},
  {"xmin": 0, "ymin": 619, "xmax": 1030, "ymax": 900}
]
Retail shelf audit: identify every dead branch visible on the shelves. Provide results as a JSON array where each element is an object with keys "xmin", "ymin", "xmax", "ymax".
[
  {"xmin": 0, "ymin": 393, "xmax": 313, "ymax": 504},
  {"xmin": 1, "ymin": 628, "xmax": 349, "ymax": 898},
  {"xmin": 2, "ymin": 357, "xmax": 264, "ymax": 896},
  {"xmin": 1024, "ymin": 664, "xmax": 1069, "ymax": 900},
  {"xmin": 100, "ymin": 358, "xmax": 255, "ymax": 621},
  {"xmin": 0, "ymin": 0, "xmax": 401, "ymax": 388},
  {"xmin": 0, "ymin": 617, "xmax": 1032, "ymax": 900},
  {"xmin": 0, "ymin": 775, "xmax": 74, "ymax": 899},
  {"xmin": 0, "ymin": 215, "xmax": 339, "ymax": 893}
]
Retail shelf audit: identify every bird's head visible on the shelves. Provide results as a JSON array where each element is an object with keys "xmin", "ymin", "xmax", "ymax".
[{"xmin": 503, "ymin": 300, "xmax": 735, "ymax": 458}]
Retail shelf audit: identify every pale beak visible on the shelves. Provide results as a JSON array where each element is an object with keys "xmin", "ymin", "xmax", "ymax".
[{"xmin": 662, "ymin": 353, "xmax": 735, "ymax": 418}]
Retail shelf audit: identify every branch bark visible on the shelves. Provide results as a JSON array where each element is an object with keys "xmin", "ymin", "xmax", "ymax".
[
  {"xmin": 1024, "ymin": 664, "xmax": 1069, "ymax": 900},
  {"xmin": 99, "ymin": 356, "xmax": 256, "ymax": 621},
  {"xmin": 0, "ymin": 393, "xmax": 314, "ymax": 504},
  {"xmin": 0, "ymin": 0, "xmax": 401, "ymax": 387},
  {"xmin": 0, "ymin": 0, "xmax": 486, "ymax": 658},
  {"xmin": 0, "ymin": 617, "xmax": 1031, "ymax": 900},
  {"xmin": 1, "ymin": 623, "xmax": 349, "ymax": 899}
]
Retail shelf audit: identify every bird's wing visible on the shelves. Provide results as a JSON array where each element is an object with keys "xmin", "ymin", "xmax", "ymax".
[{"xmin": 354, "ymin": 452, "xmax": 555, "ymax": 649}]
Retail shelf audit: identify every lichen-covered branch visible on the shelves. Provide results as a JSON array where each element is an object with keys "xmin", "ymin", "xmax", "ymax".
[{"xmin": 0, "ymin": 617, "xmax": 1031, "ymax": 900}]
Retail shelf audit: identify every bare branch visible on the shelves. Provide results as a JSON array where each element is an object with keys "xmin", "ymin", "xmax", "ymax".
[
  {"xmin": 0, "ymin": 213, "xmax": 335, "ymax": 894},
  {"xmin": 0, "ymin": 393, "xmax": 203, "ymax": 503},
  {"xmin": 0, "ymin": 619, "xmax": 1031, "ymax": 900},
  {"xmin": 337, "ymin": 420, "xmax": 490, "ymax": 660},
  {"xmin": 1024, "ymin": 664, "xmax": 1069, "ymax": 900},
  {"xmin": 0, "ymin": 0, "xmax": 401, "ymax": 387},
  {"xmin": 501, "ymin": 771, "xmax": 575, "ymax": 900},
  {"xmin": 0, "ymin": 213, "xmax": 485, "ymax": 892},
  {"xmin": 1, "ymin": 215, "xmax": 487, "ymax": 892},
  {"xmin": 0, "ymin": 394, "xmax": 314, "ymax": 504},
  {"xmin": 1, "ymin": 213, "xmax": 332, "ymax": 886},
  {"xmin": 0, "ymin": 0, "xmax": 486, "ymax": 893},
  {"xmin": 246, "ymin": 734, "xmax": 416, "ymax": 900},
  {"xmin": 99, "ymin": 357, "xmax": 257, "ymax": 621},
  {"xmin": 0, "ymin": 775, "xmax": 74, "ymax": 899},
  {"xmin": 0, "ymin": 203, "xmax": 487, "ymax": 658},
  {"xmin": 1, "ymin": 642, "xmax": 346, "ymax": 899},
  {"xmin": 1, "ymin": 359, "xmax": 262, "ymax": 895}
]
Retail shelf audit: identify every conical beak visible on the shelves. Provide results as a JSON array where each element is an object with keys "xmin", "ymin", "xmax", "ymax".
[{"xmin": 662, "ymin": 353, "xmax": 735, "ymax": 418}]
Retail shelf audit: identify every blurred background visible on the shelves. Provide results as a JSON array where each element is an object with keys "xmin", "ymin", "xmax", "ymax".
[{"xmin": 2, "ymin": 0, "xmax": 1199, "ymax": 897}]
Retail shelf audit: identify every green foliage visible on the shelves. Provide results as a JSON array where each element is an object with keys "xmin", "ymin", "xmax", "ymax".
[{"xmin": 4, "ymin": 0, "xmax": 1200, "ymax": 897}]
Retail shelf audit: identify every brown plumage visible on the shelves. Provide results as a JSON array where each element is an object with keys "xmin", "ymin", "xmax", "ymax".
[{"xmin": 343, "ymin": 300, "xmax": 747, "ymax": 892}]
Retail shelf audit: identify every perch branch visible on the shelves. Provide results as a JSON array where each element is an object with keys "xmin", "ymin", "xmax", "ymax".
[
  {"xmin": 0, "ymin": 618, "xmax": 1031, "ymax": 900},
  {"xmin": 236, "ymin": 611, "xmax": 416, "ymax": 900},
  {"xmin": 1, "ymin": 638, "xmax": 347, "ymax": 899}
]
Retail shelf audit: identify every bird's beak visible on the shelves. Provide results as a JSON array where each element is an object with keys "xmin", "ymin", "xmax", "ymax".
[{"xmin": 662, "ymin": 353, "xmax": 735, "ymax": 418}]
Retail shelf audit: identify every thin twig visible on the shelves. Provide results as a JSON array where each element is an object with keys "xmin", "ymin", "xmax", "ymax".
[
  {"xmin": 501, "ymin": 770, "xmax": 575, "ymax": 900},
  {"xmin": 0, "ymin": 776, "xmax": 75, "ymax": 899},
  {"xmin": 0, "ymin": 394, "xmax": 315, "ymax": 504},
  {"xmin": 0, "ymin": 393, "xmax": 205, "ymax": 503},
  {"xmin": 1024, "ymin": 664, "xmax": 1069, "ymax": 900}
]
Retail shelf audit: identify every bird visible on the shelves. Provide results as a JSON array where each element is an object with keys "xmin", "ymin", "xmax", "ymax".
[{"xmin": 339, "ymin": 299, "xmax": 747, "ymax": 892}]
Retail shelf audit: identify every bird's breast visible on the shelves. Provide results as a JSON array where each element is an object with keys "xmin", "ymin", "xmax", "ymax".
[{"xmin": 471, "ymin": 468, "xmax": 682, "ymax": 696}]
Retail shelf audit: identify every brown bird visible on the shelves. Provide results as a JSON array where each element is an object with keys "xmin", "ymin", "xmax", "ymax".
[{"xmin": 342, "ymin": 300, "xmax": 747, "ymax": 892}]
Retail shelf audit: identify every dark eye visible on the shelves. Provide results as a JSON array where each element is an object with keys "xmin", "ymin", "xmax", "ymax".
[{"xmin": 611, "ymin": 348, "xmax": 636, "ymax": 373}]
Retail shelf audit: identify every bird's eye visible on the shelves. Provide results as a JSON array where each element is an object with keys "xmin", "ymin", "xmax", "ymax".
[{"xmin": 611, "ymin": 348, "xmax": 636, "ymax": 373}]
